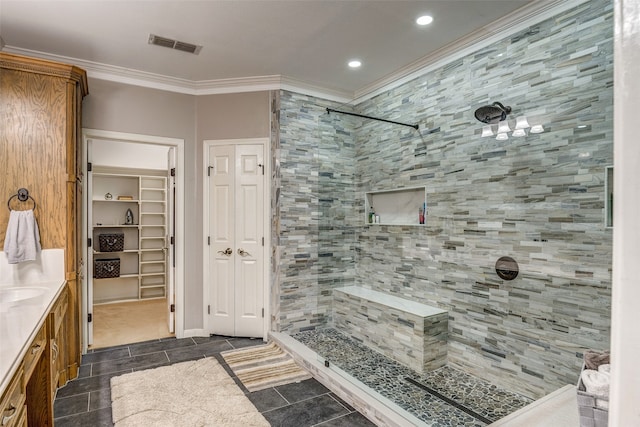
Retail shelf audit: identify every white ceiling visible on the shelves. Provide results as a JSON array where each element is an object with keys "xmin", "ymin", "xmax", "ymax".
[{"xmin": 1, "ymin": 1, "xmax": 567, "ymax": 100}]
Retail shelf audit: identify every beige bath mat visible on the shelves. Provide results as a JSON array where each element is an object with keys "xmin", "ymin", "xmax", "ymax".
[
  {"xmin": 111, "ymin": 357, "xmax": 269, "ymax": 426},
  {"xmin": 221, "ymin": 341, "xmax": 312, "ymax": 392}
]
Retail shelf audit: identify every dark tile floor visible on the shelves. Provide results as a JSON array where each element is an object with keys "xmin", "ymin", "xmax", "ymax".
[{"xmin": 53, "ymin": 335, "xmax": 375, "ymax": 426}]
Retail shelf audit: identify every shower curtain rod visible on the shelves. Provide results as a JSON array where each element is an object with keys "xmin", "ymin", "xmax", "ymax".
[{"xmin": 326, "ymin": 108, "xmax": 419, "ymax": 130}]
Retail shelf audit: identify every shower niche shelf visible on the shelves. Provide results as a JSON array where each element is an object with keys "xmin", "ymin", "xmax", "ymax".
[{"xmin": 365, "ymin": 186, "xmax": 426, "ymax": 226}]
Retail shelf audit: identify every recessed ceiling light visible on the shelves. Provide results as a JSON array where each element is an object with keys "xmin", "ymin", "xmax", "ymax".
[
  {"xmin": 348, "ymin": 60, "xmax": 362, "ymax": 68},
  {"xmin": 416, "ymin": 15, "xmax": 433, "ymax": 26}
]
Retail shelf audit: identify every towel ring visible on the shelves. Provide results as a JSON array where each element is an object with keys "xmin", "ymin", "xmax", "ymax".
[{"xmin": 7, "ymin": 188, "xmax": 37, "ymax": 211}]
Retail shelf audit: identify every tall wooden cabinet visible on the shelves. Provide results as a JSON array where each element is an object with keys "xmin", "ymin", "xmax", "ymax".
[{"xmin": 0, "ymin": 52, "xmax": 88, "ymax": 425}]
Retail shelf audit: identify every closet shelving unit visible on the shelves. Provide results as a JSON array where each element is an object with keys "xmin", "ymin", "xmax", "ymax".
[{"xmin": 90, "ymin": 170, "xmax": 168, "ymax": 304}]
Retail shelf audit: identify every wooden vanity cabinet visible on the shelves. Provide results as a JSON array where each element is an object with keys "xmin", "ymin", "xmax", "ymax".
[
  {"xmin": 0, "ymin": 365, "xmax": 25, "ymax": 427},
  {"xmin": 49, "ymin": 288, "xmax": 69, "ymax": 393},
  {"xmin": 23, "ymin": 326, "xmax": 47, "ymax": 382},
  {"xmin": 0, "ymin": 285, "xmax": 70, "ymax": 427},
  {"xmin": 25, "ymin": 325, "xmax": 50, "ymax": 427},
  {"xmin": 0, "ymin": 51, "xmax": 88, "ymax": 403},
  {"xmin": 14, "ymin": 407, "xmax": 27, "ymax": 427}
]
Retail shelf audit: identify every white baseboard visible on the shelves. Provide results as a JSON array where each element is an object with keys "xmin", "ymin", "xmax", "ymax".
[{"xmin": 182, "ymin": 328, "xmax": 208, "ymax": 339}]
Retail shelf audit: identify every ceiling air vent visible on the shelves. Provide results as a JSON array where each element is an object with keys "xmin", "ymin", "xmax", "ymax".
[{"xmin": 148, "ymin": 34, "xmax": 202, "ymax": 55}]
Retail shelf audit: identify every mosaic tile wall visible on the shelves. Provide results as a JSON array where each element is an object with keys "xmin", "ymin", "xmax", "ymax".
[
  {"xmin": 333, "ymin": 287, "xmax": 448, "ymax": 373},
  {"xmin": 274, "ymin": 0, "xmax": 613, "ymax": 399},
  {"xmin": 273, "ymin": 91, "xmax": 358, "ymax": 333}
]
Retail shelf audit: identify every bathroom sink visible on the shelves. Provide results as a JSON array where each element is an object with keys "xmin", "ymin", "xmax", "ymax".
[{"xmin": 0, "ymin": 287, "xmax": 48, "ymax": 304}]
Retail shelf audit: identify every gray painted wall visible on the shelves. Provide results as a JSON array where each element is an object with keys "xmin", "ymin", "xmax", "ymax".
[
  {"xmin": 83, "ymin": 81, "xmax": 270, "ymax": 330},
  {"xmin": 195, "ymin": 91, "xmax": 271, "ymax": 328}
]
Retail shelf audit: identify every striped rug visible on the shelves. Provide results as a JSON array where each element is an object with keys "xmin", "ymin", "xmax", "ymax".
[{"xmin": 221, "ymin": 341, "xmax": 312, "ymax": 392}]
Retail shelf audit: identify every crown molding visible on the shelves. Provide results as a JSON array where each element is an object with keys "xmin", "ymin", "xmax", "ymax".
[
  {"xmin": 279, "ymin": 76, "xmax": 352, "ymax": 103},
  {"xmin": 194, "ymin": 75, "xmax": 280, "ymax": 95},
  {"xmin": 2, "ymin": 46, "xmax": 201, "ymax": 94},
  {"xmin": 2, "ymin": 45, "xmax": 353, "ymax": 101},
  {"xmin": 2, "ymin": 0, "xmax": 587, "ymax": 104},
  {"xmin": 195, "ymin": 75, "xmax": 352, "ymax": 102}
]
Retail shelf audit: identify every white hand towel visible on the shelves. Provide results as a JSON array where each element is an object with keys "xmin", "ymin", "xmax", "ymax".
[
  {"xmin": 581, "ymin": 369, "xmax": 610, "ymax": 399},
  {"xmin": 598, "ymin": 363, "xmax": 611, "ymax": 375},
  {"xmin": 3, "ymin": 209, "xmax": 42, "ymax": 264}
]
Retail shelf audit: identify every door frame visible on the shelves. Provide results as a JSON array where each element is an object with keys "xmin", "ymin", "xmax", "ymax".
[
  {"xmin": 81, "ymin": 128, "xmax": 185, "ymax": 353},
  {"xmin": 203, "ymin": 138, "xmax": 271, "ymax": 340}
]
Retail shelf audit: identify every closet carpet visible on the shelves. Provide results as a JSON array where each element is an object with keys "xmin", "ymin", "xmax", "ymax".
[{"xmin": 91, "ymin": 298, "xmax": 172, "ymax": 349}]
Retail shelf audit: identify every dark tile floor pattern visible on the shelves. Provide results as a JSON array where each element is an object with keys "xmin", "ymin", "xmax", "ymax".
[
  {"xmin": 53, "ymin": 335, "xmax": 375, "ymax": 426},
  {"xmin": 294, "ymin": 328, "xmax": 534, "ymax": 427}
]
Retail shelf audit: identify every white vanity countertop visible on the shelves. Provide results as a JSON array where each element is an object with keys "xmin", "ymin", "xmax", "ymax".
[{"xmin": 0, "ymin": 249, "xmax": 66, "ymax": 395}]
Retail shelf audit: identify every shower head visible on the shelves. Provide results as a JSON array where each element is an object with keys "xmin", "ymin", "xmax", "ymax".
[{"xmin": 474, "ymin": 102, "xmax": 512, "ymax": 124}]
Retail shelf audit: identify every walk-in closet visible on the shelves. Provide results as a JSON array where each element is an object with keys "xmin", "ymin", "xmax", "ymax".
[{"xmin": 83, "ymin": 134, "xmax": 177, "ymax": 349}]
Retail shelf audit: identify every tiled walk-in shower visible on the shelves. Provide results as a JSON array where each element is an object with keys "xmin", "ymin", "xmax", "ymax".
[
  {"xmin": 275, "ymin": 0, "xmax": 613, "ymax": 404},
  {"xmin": 294, "ymin": 328, "xmax": 533, "ymax": 426}
]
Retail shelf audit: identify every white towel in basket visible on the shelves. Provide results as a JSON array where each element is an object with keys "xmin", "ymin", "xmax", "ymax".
[
  {"xmin": 581, "ymin": 368, "xmax": 610, "ymax": 410},
  {"xmin": 3, "ymin": 209, "xmax": 41, "ymax": 264},
  {"xmin": 598, "ymin": 363, "xmax": 611, "ymax": 375}
]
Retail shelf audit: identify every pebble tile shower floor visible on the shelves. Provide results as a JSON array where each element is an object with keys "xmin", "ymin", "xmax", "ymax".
[{"xmin": 294, "ymin": 328, "xmax": 533, "ymax": 426}]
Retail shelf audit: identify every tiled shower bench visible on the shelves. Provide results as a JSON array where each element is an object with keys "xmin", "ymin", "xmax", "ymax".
[{"xmin": 333, "ymin": 286, "xmax": 448, "ymax": 373}]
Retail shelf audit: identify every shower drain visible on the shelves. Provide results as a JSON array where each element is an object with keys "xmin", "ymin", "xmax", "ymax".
[{"xmin": 404, "ymin": 377, "xmax": 493, "ymax": 424}]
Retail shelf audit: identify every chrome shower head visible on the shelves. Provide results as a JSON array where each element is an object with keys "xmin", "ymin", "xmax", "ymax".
[{"xmin": 474, "ymin": 102, "xmax": 512, "ymax": 124}]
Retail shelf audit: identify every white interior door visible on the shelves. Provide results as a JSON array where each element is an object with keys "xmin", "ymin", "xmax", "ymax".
[
  {"xmin": 82, "ymin": 139, "xmax": 93, "ymax": 352},
  {"xmin": 207, "ymin": 141, "xmax": 265, "ymax": 338},
  {"xmin": 167, "ymin": 147, "xmax": 176, "ymax": 333},
  {"xmin": 81, "ymin": 129, "xmax": 185, "ymax": 352},
  {"xmin": 84, "ymin": 139, "xmax": 94, "ymax": 348}
]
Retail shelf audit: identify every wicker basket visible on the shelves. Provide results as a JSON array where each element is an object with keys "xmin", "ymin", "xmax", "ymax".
[
  {"xmin": 99, "ymin": 233, "xmax": 124, "ymax": 252},
  {"xmin": 94, "ymin": 258, "xmax": 120, "ymax": 279},
  {"xmin": 577, "ymin": 365, "xmax": 609, "ymax": 427}
]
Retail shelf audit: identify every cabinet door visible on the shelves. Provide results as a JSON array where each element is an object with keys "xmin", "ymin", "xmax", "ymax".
[
  {"xmin": 50, "ymin": 289, "xmax": 68, "ymax": 393},
  {"xmin": 0, "ymin": 367, "xmax": 25, "ymax": 427}
]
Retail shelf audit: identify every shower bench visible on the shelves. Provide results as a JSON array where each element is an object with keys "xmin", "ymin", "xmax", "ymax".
[{"xmin": 333, "ymin": 286, "xmax": 448, "ymax": 373}]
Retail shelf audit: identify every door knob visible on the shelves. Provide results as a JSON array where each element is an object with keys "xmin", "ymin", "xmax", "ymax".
[
  {"xmin": 237, "ymin": 248, "xmax": 251, "ymax": 256},
  {"xmin": 217, "ymin": 248, "xmax": 233, "ymax": 255}
]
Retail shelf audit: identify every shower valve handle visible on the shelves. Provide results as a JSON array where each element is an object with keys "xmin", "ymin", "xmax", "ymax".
[{"xmin": 218, "ymin": 248, "xmax": 233, "ymax": 255}]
